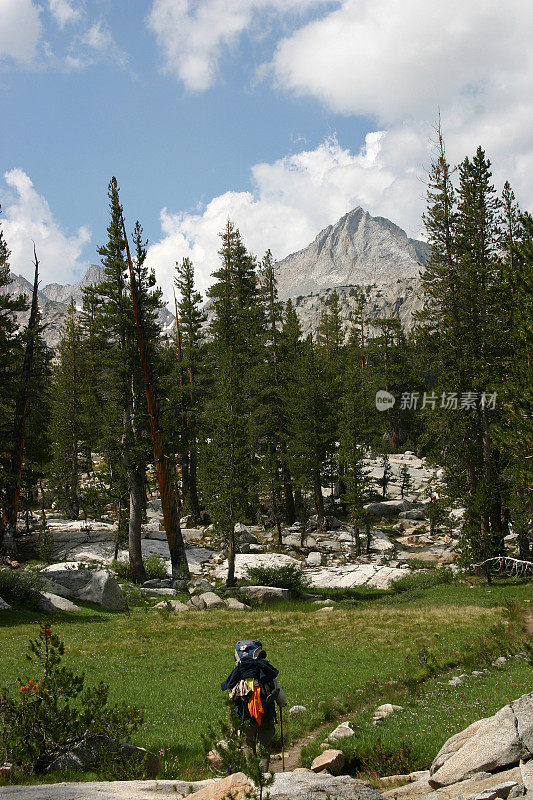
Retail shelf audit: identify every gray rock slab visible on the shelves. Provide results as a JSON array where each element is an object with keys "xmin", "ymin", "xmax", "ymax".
[
  {"xmin": 53, "ymin": 542, "xmax": 115, "ymax": 562},
  {"xmin": 0, "ymin": 596, "xmax": 12, "ymax": 610},
  {"xmin": 307, "ymin": 551, "xmax": 323, "ymax": 567},
  {"xmin": 198, "ymin": 591, "xmax": 225, "ymax": 609},
  {"xmin": 429, "ymin": 694, "xmax": 533, "ymax": 788},
  {"xmin": 0, "ymin": 778, "xmax": 210, "ymax": 799},
  {"xmin": 472, "ymin": 781, "xmax": 519, "ymax": 800},
  {"xmin": 271, "ymin": 771, "xmax": 386, "ymax": 800},
  {"xmin": 238, "ymin": 585, "xmax": 290, "ymax": 604},
  {"xmin": 182, "ymin": 528, "xmax": 204, "ymax": 542},
  {"xmin": 154, "ymin": 599, "xmax": 190, "ymax": 612},
  {"xmin": 384, "ymin": 767, "xmax": 522, "ymax": 800},
  {"xmin": 328, "ymin": 723, "xmax": 356, "ymax": 742},
  {"xmin": 224, "ymin": 597, "xmax": 249, "ymax": 611},
  {"xmin": 0, "ymin": 773, "xmax": 384, "ymax": 800},
  {"xmin": 513, "ymin": 693, "xmax": 533, "ymax": 754},
  {"xmin": 521, "ymin": 760, "xmax": 533, "ymax": 792},
  {"xmin": 306, "ymin": 564, "xmax": 407, "ymax": 589},
  {"xmin": 364, "ymin": 499, "xmax": 413, "ymax": 517},
  {"xmin": 140, "ymin": 587, "xmax": 176, "ymax": 596},
  {"xmin": 36, "ymin": 592, "xmax": 81, "ymax": 612},
  {"xmin": 213, "ymin": 553, "xmax": 300, "ymax": 581}
]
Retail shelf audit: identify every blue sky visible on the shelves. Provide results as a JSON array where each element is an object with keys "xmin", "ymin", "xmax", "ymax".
[{"xmin": 1, "ymin": 0, "xmax": 532, "ymax": 301}]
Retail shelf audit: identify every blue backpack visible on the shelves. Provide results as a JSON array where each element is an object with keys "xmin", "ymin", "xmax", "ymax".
[{"xmin": 234, "ymin": 640, "xmax": 266, "ymax": 662}]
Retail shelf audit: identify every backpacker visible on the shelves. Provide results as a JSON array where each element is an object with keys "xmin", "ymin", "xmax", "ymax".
[{"xmin": 221, "ymin": 640, "xmax": 280, "ymax": 725}]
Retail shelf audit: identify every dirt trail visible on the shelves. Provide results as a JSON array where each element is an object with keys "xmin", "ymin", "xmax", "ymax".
[
  {"xmin": 270, "ymin": 612, "xmax": 533, "ymax": 775},
  {"xmin": 524, "ymin": 608, "xmax": 533, "ymax": 636},
  {"xmin": 270, "ymin": 719, "xmax": 345, "ymax": 773}
]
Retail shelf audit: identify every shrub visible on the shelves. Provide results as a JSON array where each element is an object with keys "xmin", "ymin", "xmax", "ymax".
[
  {"xmin": 243, "ymin": 564, "xmax": 309, "ymax": 592},
  {"xmin": 112, "ymin": 554, "xmax": 167, "ymax": 582},
  {"xmin": 36, "ymin": 527, "xmax": 55, "ymax": 564},
  {"xmin": 0, "ymin": 622, "xmax": 143, "ymax": 775},
  {"xmin": 0, "ymin": 568, "xmax": 42, "ymax": 608},
  {"xmin": 391, "ymin": 567, "xmax": 454, "ymax": 593},
  {"xmin": 143, "ymin": 553, "xmax": 167, "ymax": 580}
]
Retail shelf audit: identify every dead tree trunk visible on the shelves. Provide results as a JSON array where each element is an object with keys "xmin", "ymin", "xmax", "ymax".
[
  {"xmin": 122, "ymin": 217, "xmax": 189, "ymax": 579},
  {"xmin": 0, "ymin": 247, "xmax": 40, "ymax": 559}
]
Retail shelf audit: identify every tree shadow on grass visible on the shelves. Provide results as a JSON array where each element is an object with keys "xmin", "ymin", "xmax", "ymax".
[{"xmin": 0, "ymin": 604, "xmax": 122, "ymax": 628}]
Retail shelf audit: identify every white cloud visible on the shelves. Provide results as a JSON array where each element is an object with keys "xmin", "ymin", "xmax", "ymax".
[
  {"xmin": 61, "ymin": 19, "xmax": 130, "ymax": 72},
  {"xmin": 48, "ymin": 0, "xmax": 81, "ymax": 29},
  {"xmin": 272, "ymin": 0, "xmax": 532, "ymax": 123},
  {"xmin": 83, "ymin": 20, "xmax": 114, "ymax": 52},
  {"xmin": 1, "ymin": 169, "xmax": 90, "ymax": 285},
  {"xmin": 146, "ymin": 0, "xmax": 330, "ymax": 91},
  {"xmin": 0, "ymin": 0, "xmax": 42, "ymax": 64}
]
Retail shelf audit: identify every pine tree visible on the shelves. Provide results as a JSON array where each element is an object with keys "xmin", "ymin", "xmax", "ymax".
[
  {"xmin": 285, "ymin": 335, "xmax": 329, "ymax": 527},
  {"xmin": 0, "ymin": 217, "xmax": 27, "ymax": 520},
  {"xmin": 174, "ymin": 256, "xmax": 207, "ymax": 522},
  {"xmin": 1, "ymin": 248, "xmax": 43, "ymax": 556},
  {"xmin": 202, "ymin": 221, "xmax": 259, "ymax": 585},
  {"xmin": 419, "ymin": 139, "xmax": 509, "ymax": 567},
  {"xmin": 125, "ymin": 217, "xmax": 190, "ymax": 581},
  {"xmin": 339, "ymin": 328, "xmax": 373, "ymax": 555},
  {"xmin": 399, "ymin": 464, "xmax": 413, "ymax": 499},
  {"xmin": 89, "ymin": 179, "xmax": 151, "ymax": 582},
  {"xmin": 49, "ymin": 302, "xmax": 86, "ymax": 519},
  {"xmin": 317, "ymin": 289, "xmax": 345, "ymax": 508},
  {"xmin": 256, "ymin": 250, "xmax": 286, "ymax": 542},
  {"xmin": 277, "ymin": 299, "xmax": 301, "ymax": 524},
  {"xmin": 496, "ymin": 208, "xmax": 533, "ymax": 558}
]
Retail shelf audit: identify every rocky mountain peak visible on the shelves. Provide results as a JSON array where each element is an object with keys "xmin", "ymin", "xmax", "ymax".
[{"xmin": 275, "ymin": 206, "xmax": 429, "ymax": 300}]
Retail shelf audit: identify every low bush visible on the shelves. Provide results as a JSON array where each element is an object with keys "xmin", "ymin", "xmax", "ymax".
[
  {"xmin": 143, "ymin": 553, "xmax": 168, "ymax": 580},
  {"xmin": 0, "ymin": 568, "xmax": 42, "ymax": 608},
  {"xmin": 0, "ymin": 622, "xmax": 143, "ymax": 776},
  {"xmin": 112, "ymin": 553, "xmax": 167, "ymax": 582},
  {"xmin": 404, "ymin": 558, "xmax": 437, "ymax": 571},
  {"xmin": 243, "ymin": 564, "xmax": 309, "ymax": 592},
  {"xmin": 391, "ymin": 567, "xmax": 454, "ymax": 593}
]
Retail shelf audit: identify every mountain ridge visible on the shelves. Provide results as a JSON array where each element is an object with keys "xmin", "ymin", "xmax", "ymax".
[
  {"xmin": 275, "ymin": 206, "xmax": 428, "ymax": 300},
  {"xmin": 4, "ymin": 205, "xmax": 428, "ymax": 347}
]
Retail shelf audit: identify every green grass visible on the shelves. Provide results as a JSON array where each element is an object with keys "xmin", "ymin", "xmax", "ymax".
[
  {"xmin": 0, "ymin": 579, "xmax": 530, "ymax": 783},
  {"xmin": 301, "ymin": 657, "xmax": 532, "ymax": 778}
]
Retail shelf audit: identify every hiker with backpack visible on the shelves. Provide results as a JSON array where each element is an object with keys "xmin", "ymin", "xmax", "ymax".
[{"xmin": 221, "ymin": 640, "xmax": 287, "ymax": 771}]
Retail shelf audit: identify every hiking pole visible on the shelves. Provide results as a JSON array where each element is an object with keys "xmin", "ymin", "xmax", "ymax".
[{"xmin": 280, "ymin": 706, "xmax": 285, "ymax": 771}]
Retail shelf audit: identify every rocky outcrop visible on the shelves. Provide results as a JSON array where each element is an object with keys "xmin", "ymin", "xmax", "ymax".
[
  {"xmin": 429, "ymin": 692, "xmax": 533, "ymax": 788},
  {"xmin": 0, "ymin": 596, "xmax": 12, "ymax": 611},
  {"xmin": 0, "ymin": 772, "xmax": 387, "ymax": 799},
  {"xmin": 271, "ymin": 770, "xmax": 385, "ymax": 800},
  {"xmin": 382, "ymin": 766, "xmax": 523, "ymax": 800},
  {"xmin": 44, "ymin": 736, "xmax": 160, "ymax": 779},
  {"xmin": 364, "ymin": 500, "xmax": 414, "ymax": 517},
  {"xmin": 237, "ymin": 585, "xmax": 291, "ymax": 604},
  {"xmin": 307, "ymin": 564, "xmax": 408, "ymax": 590},
  {"xmin": 40, "ymin": 563, "xmax": 127, "ymax": 611}
]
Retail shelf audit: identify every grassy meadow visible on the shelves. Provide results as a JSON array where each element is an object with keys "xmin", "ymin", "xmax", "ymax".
[{"xmin": 0, "ymin": 580, "xmax": 531, "ymax": 783}]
